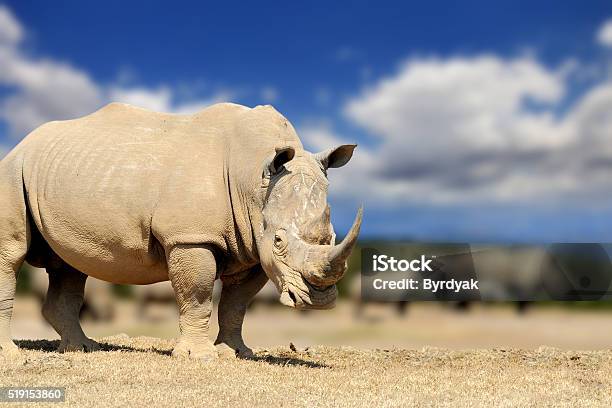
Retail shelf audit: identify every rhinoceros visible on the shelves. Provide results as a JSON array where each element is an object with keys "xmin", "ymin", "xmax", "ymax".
[{"xmin": 0, "ymin": 102, "xmax": 362, "ymax": 360}]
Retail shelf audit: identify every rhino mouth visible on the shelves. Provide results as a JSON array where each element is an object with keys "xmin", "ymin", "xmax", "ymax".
[{"xmin": 279, "ymin": 270, "xmax": 337, "ymax": 309}]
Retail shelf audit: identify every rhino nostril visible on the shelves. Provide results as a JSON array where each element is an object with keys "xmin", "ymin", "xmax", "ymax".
[{"xmin": 288, "ymin": 290, "xmax": 297, "ymax": 304}]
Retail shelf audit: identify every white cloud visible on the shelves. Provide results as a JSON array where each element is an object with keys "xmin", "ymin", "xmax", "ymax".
[
  {"xmin": 301, "ymin": 122, "xmax": 346, "ymax": 152},
  {"xmin": 0, "ymin": 6, "xmax": 22, "ymax": 45},
  {"xmin": 0, "ymin": 7, "xmax": 102, "ymax": 138},
  {"xmin": 303, "ymin": 54, "xmax": 612, "ymax": 209},
  {"xmin": 0, "ymin": 59, "xmax": 102, "ymax": 138},
  {"xmin": 597, "ymin": 19, "xmax": 612, "ymax": 47},
  {"xmin": 0, "ymin": 6, "xmax": 235, "ymax": 143},
  {"xmin": 108, "ymin": 86, "xmax": 230, "ymax": 114},
  {"xmin": 108, "ymin": 87, "xmax": 173, "ymax": 112},
  {"xmin": 346, "ymin": 56, "xmax": 566, "ymax": 151}
]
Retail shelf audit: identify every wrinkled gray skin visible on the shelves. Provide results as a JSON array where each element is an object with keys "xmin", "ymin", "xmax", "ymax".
[{"xmin": 0, "ymin": 103, "xmax": 361, "ymax": 360}]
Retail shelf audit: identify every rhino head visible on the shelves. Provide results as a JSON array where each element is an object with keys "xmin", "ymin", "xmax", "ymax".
[{"xmin": 257, "ymin": 144, "xmax": 362, "ymax": 309}]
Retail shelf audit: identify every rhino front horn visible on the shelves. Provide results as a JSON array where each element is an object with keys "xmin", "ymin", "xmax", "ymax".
[{"xmin": 327, "ymin": 207, "xmax": 363, "ymax": 280}]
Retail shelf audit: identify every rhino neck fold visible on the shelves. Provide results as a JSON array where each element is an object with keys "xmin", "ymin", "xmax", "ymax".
[{"xmin": 224, "ymin": 157, "xmax": 260, "ymax": 269}]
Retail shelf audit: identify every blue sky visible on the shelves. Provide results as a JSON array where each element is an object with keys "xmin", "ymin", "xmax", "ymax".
[
  {"xmin": 1, "ymin": 1, "xmax": 612, "ymax": 242},
  {"xmin": 3, "ymin": 1, "xmax": 609, "ymax": 117}
]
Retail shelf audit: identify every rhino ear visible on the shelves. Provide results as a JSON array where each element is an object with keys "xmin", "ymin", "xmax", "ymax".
[
  {"xmin": 315, "ymin": 144, "xmax": 357, "ymax": 170},
  {"xmin": 263, "ymin": 146, "xmax": 295, "ymax": 179}
]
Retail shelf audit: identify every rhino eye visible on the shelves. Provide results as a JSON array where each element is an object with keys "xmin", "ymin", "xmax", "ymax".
[{"xmin": 273, "ymin": 230, "xmax": 287, "ymax": 250}]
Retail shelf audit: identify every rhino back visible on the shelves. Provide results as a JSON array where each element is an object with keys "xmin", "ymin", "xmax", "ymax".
[{"xmin": 20, "ymin": 103, "xmax": 242, "ymax": 283}]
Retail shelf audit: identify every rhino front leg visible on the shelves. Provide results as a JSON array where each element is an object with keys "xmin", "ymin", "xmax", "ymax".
[
  {"xmin": 215, "ymin": 266, "xmax": 268, "ymax": 359},
  {"xmin": 167, "ymin": 244, "xmax": 217, "ymax": 361}
]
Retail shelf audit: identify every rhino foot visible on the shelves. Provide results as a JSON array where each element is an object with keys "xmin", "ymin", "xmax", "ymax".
[
  {"xmin": 0, "ymin": 341, "xmax": 24, "ymax": 365},
  {"xmin": 0, "ymin": 340, "xmax": 20, "ymax": 356},
  {"xmin": 172, "ymin": 339, "xmax": 218, "ymax": 362},
  {"xmin": 215, "ymin": 341, "xmax": 254, "ymax": 359},
  {"xmin": 58, "ymin": 336, "xmax": 100, "ymax": 353}
]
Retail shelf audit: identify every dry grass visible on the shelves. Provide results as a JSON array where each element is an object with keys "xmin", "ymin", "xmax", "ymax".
[{"xmin": 0, "ymin": 335, "xmax": 611, "ymax": 407}]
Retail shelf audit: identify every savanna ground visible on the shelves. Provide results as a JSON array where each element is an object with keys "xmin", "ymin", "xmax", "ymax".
[{"xmin": 2, "ymin": 298, "xmax": 612, "ymax": 407}]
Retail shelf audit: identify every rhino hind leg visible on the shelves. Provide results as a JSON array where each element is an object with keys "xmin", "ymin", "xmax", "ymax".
[
  {"xmin": 42, "ymin": 263, "xmax": 100, "ymax": 352},
  {"xmin": 167, "ymin": 244, "xmax": 218, "ymax": 361},
  {"xmin": 0, "ymin": 249, "xmax": 24, "ymax": 357},
  {"xmin": 0, "ymin": 161, "xmax": 29, "ymax": 358},
  {"xmin": 215, "ymin": 266, "xmax": 268, "ymax": 359}
]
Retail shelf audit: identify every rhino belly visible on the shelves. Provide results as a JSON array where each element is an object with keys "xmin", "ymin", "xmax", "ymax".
[
  {"xmin": 39, "ymin": 222, "xmax": 168, "ymax": 285},
  {"xmin": 31, "ymin": 198, "xmax": 169, "ymax": 284},
  {"xmin": 28, "ymin": 194, "xmax": 168, "ymax": 284}
]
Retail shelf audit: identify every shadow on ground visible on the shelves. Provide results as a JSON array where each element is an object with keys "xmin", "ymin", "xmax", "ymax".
[
  {"xmin": 247, "ymin": 353, "xmax": 328, "ymax": 368},
  {"xmin": 14, "ymin": 339, "xmax": 328, "ymax": 368},
  {"xmin": 16, "ymin": 339, "xmax": 172, "ymax": 356}
]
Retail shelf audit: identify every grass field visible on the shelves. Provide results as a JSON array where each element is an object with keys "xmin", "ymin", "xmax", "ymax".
[
  {"xmin": 1, "ymin": 335, "xmax": 611, "ymax": 407},
  {"xmin": 5, "ymin": 298, "xmax": 612, "ymax": 407}
]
